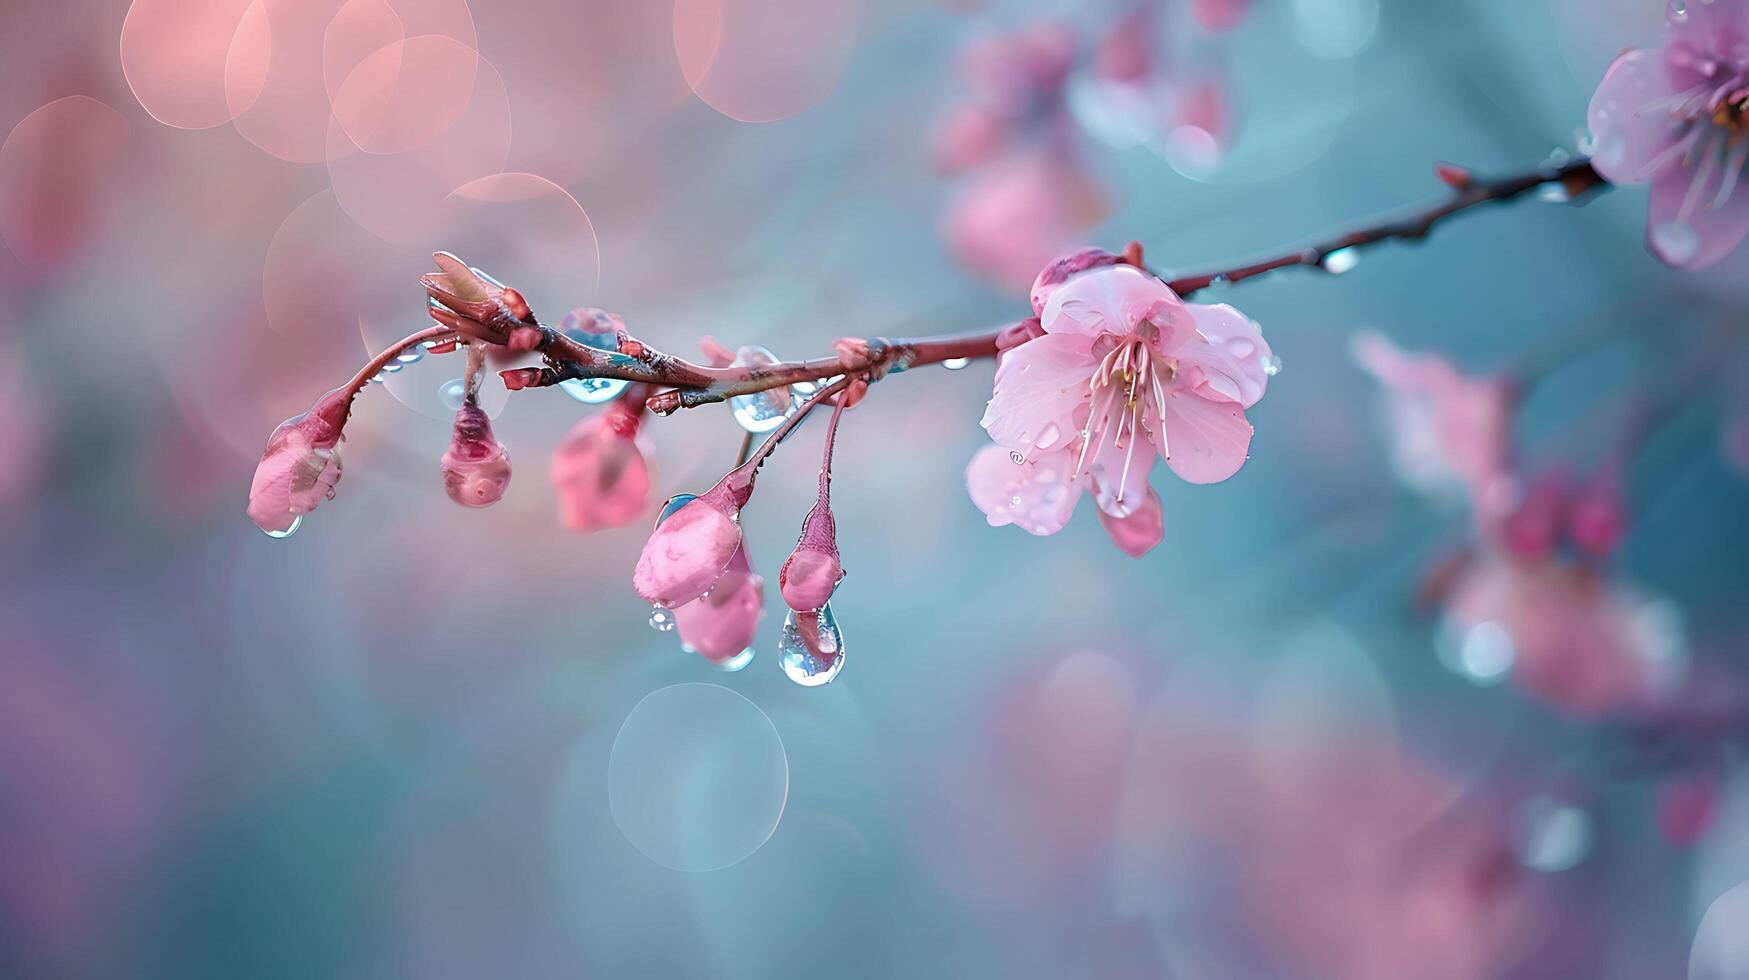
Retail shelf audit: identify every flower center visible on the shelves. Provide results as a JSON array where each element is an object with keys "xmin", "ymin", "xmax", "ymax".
[{"xmin": 1072, "ymin": 333, "xmax": 1175, "ymax": 500}]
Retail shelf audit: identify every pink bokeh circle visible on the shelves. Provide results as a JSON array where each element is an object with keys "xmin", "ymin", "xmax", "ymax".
[
  {"xmin": 0, "ymin": 97, "xmax": 130, "ymax": 275},
  {"xmin": 672, "ymin": 0, "xmax": 858, "ymax": 123}
]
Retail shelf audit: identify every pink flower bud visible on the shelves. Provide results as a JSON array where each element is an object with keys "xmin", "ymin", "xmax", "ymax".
[
  {"xmin": 1568, "ymin": 465, "xmax": 1627, "ymax": 558},
  {"xmin": 246, "ymin": 387, "xmax": 352, "ymax": 534},
  {"xmin": 780, "ymin": 544, "xmax": 843, "ymax": 612},
  {"xmin": 673, "ymin": 547, "xmax": 766, "ymax": 664},
  {"xmin": 633, "ymin": 482, "xmax": 747, "ymax": 608},
  {"xmin": 1029, "ymin": 247, "xmax": 1123, "ymax": 316},
  {"xmin": 441, "ymin": 402, "xmax": 511, "ymax": 508},
  {"xmin": 420, "ymin": 253, "xmax": 530, "ymax": 333},
  {"xmin": 1502, "ymin": 470, "xmax": 1567, "ymax": 560},
  {"xmin": 550, "ymin": 405, "xmax": 651, "ymax": 533}
]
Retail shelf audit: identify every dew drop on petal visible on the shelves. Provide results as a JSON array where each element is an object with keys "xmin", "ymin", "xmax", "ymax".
[
  {"xmin": 262, "ymin": 513, "xmax": 303, "ymax": 538},
  {"xmin": 1261, "ymin": 353, "xmax": 1284, "ymax": 377},
  {"xmin": 778, "ymin": 605, "xmax": 846, "ymax": 686},
  {"xmin": 1035, "ymin": 422, "xmax": 1062, "ymax": 450},
  {"xmin": 1321, "ymin": 246, "xmax": 1360, "ymax": 274},
  {"xmin": 606, "ymin": 683, "xmax": 788, "ymax": 871},
  {"xmin": 649, "ymin": 607, "xmax": 676, "ymax": 632},
  {"xmin": 942, "ymin": 357, "xmax": 970, "ymax": 371}
]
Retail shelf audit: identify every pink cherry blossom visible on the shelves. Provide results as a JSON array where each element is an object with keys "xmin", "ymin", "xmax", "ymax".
[
  {"xmin": 633, "ymin": 483, "xmax": 746, "ymax": 608},
  {"xmin": 246, "ymin": 386, "xmax": 351, "ymax": 534},
  {"xmin": 944, "ymin": 148, "xmax": 1109, "ymax": 293},
  {"xmin": 1568, "ymin": 461, "xmax": 1628, "ymax": 557},
  {"xmin": 1443, "ymin": 558, "xmax": 1677, "ymax": 718},
  {"xmin": 672, "ymin": 545, "xmax": 765, "ymax": 664},
  {"xmin": 1588, "ymin": 1, "xmax": 1749, "ymax": 267},
  {"xmin": 1351, "ymin": 331, "xmax": 1515, "ymax": 514},
  {"xmin": 958, "ymin": 22, "xmax": 1076, "ymax": 117},
  {"xmin": 549, "ymin": 404, "xmax": 651, "ymax": 533},
  {"xmin": 1654, "ymin": 772, "xmax": 1719, "ymax": 845},
  {"xmin": 934, "ymin": 105, "xmax": 1009, "ymax": 175},
  {"xmin": 441, "ymin": 402, "xmax": 512, "ymax": 508},
  {"xmin": 1190, "ymin": 0, "xmax": 1250, "ymax": 33},
  {"xmin": 963, "ymin": 441, "xmax": 1164, "ymax": 558},
  {"xmin": 981, "ymin": 262, "xmax": 1270, "ymax": 508}
]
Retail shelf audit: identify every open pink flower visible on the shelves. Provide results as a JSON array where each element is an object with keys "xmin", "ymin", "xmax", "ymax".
[
  {"xmin": 246, "ymin": 386, "xmax": 351, "ymax": 535},
  {"xmin": 633, "ymin": 482, "xmax": 748, "ymax": 609},
  {"xmin": 550, "ymin": 403, "xmax": 651, "ymax": 533},
  {"xmin": 672, "ymin": 545, "xmax": 765, "ymax": 664},
  {"xmin": 964, "ymin": 443, "xmax": 1167, "ymax": 556},
  {"xmin": 1351, "ymin": 331, "xmax": 1514, "ymax": 514},
  {"xmin": 441, "ymin": 402, "xmax": 512, "ymax": 508},
  {"xmin": 1588, "ymin": 1, "xmax": 1749, "ymax": 267},
  {"xmin": 982, "ymin": 262, "xmax": 1270, "ymax": 495}
]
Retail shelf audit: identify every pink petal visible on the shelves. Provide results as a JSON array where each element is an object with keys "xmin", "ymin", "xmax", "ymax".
[
  {"xmin": 1029, "ymin": 247, "xmax": 1123, "ymax": 317},
  {"xmin": 550, "ymin": 414, "xmax": 651, "ymax": 533},
  {"xmin": 964, "ymin": 443, "xmax": 1083, "ymax": 536},
  {"xmin": 1587, "ymin": 49, "xmax": 1691, "ymax": 185},
  {"xmin": 245, "ymin": 389, "xmax": 351, "ymax": 533},
  {"xmin": 1095, "ymin": 486, "xmax": 1163, "ymax": 558},
  {"xmin": 633, "ymin": 494, "xmax": 743, "ymax": 607},
  {"xmin": 1040, "ymin": 263, "xmax": 1181, "ymax": 338},
  {"xmin": 1646, "ymin": 154, "xmax": 1749, "ymax": 268},
  {"xmin": 1087, "ymin": 425, "xmax": 1159, "ymax": 519},
  {"xmin": 980, "ymin": 331, "xmax": 1096, "ymax": 453},
  {"xmin": 1160, "ymin": 389, "xmax": 1252, "ymax": 484},
  {"xmin": 1174, "ymin": 301, "xmax": 1272, "ymax": 409},
  {"xmin": 673, "ymin": 548, "xmax": 765, "ymax": 663}
]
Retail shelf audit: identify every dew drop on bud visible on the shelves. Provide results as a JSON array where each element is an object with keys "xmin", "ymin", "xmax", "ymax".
[
  {"xmin": 439, "ymin": 378, "xmax": 468, "ymax": 411},
  {"xmin": 1261, "ymin": 354, "xmax": 1283, "ymax": 377},
  {"xmin": 778, "ymin": 605, "xmax": 845, "ymax": 686},
  {"xmin": 942, "ymin": 357, "xmax": 970, "ymax": 371},
  {"xmin": 655, "ymin": 493, "xmax": 698, "ymax": 528},
  {"xmin": 1652, "ymin": 222, "xmax": 1701, "ymax": 265},
  {"xmin": 1321, "ymin": 247, "xmax": 1360, "ymax": 275},
  {"xmin": 649, "ymin": 607, "xmax": 676, "ymax": 632},
  {"xmin": 262, "ymin": 514, "xmax": 303, "ymax": 539}
]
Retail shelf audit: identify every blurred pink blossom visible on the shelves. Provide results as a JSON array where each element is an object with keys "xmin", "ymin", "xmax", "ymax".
[
  {"xmin": 550, "ymin": 404, "xmax": 652, "ymax": 533},
  {"xmin": 1588, "ymin": 1, "xmax": 1749, "ymax": 267},
  {"xmin": 1351, "ymin": 331, "xmax": 1515, "ymax": 514},
  {"xmin": 943, "ymin": 147, "xmax": 1108, "ymax": 292},
  {"xmin": 1654, "ymin": 771, "xmax": 1719, "ymax": 845},
  {"xmin": 1189, "ymin": 0, "xmax": 1251, "ymax": 33}
]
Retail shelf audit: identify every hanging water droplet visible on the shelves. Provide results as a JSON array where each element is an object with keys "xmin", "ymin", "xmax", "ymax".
[
  {"xmin": 421, "ymin": 338, "xmax": 445, "ymax": 350},
  {"xmin": 262, "ymin": 514, "xmax": 302, "ymax": 538},
  {"xmin": 1321, "ymin": 247, "xmax": 1360, "ymax": 275},
  {"xmin": 1261, "ymin": 354, "xmax": 1284, "ymax": 377},
  {"xmin": 396, "ymin": 346, "xmax": 424, "ymax": 365},
  {"xmin": 1652, "ymin": 222, "xmax": 1701, "ymax": 265},
  {"xmin": 367, "ymin": 372, "xmax": 385, "ymax": 384},
  {"xmin": 649, "ymin": 607, "xmax": 676, "ymax": 632},
  {"xmin": 942, "ymin": 357, "xmax": 970, "ymax": 371},
  {"xmin": 778, "ymin": 605, "xmax": 845, "ymax": 686},
  {"xmin": 559, "ymin": 376, "xmax": 630, "ymax": 405},
  {"xmin": 790, "ymin": 379, "xmax": 818, "ymax": 398},
  {"xmin": 656, "ymin": 493, "xmax": 698, "ymax": 528},
  {"xmin": 1670, "ymin": 1, "xmax": 1689, "ymax": 24},
  {"xmin": 1537, "ymin": 184, "xmax": 1572, "ymax": 204},
  {"xmin": 728, "ymin": 346, "xmax": 796, "ymax": 433},
  {"xmin": 715, "ymin": 648, "xmax": 755, "ymax": 672},
  {"xmin": 381, "ymin": 362, "xmax": 404, "ymax": 374},
  {"xmin": 438, "ymin": 378, "xmax": 467, "ymax": 410}
]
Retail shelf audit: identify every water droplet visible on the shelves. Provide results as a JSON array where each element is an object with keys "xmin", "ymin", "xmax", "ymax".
[
  {"xmin": 559, "ymin": 376, "xmax": 630, "ymax": 405},
  {"xmin": 1513, "ymin": 794, "xmax": 1593, "ymax": 872},
  {"xmin": 1321, "ymin": 247, "xmax": 1360, "ymax": 274},
  {"xmin": 263, "ymin": 514, "xmax": 302, "ymax": 538},
  {"xmin": 1261, "ymin": 354, "xmax": 1284, "ymax": 377},
  {"xmin": 421, "ymin": 338, "xmax": 445, "ymax": 350},
  {"xmin": 942, "ymin": 357, "xmax": 970, "ymax": 371},
  {"xmin": 715, "ymin": 647, "xmax": 755, "ymax": 672},
  {"xmin": 1653, "ymin": 222, "xmax": 1701, "ymax": 264},
  {"xmin": 438, "ymin": 378, "xmax": 467, "ymax": 411},
  {"xmin": 778, "ymin": 605, "xmax": 845, "ymax": 686},
  {"xmin": 726, "ymin": 345, "xmax": 797, "ymax": 433},
  {"xmin": 790, "ymin": 379, "xmax": 818, "ymax": 398},
  {"xmin": 1670, "ymin": 1, "xmax": 1689, "ymax": 24},
  {"xmin": 381, "ymin": 362, "xmax": 404, "ymax": 374},
  {"xmin": 367, "ymin": 372, "xmax": 385, "ymax": 384},
  {"xmin": 649, "ymin": 607, "xmax": 676, "ymax": 632},
  {"xmin": 1035, "ymin": 422, "xmax": 1062, "ymax": 449},
  {"xmin": 1009, "ymin": 494, "xmax": 1023, "ymax": 507},
  {"xmin": 1225, "ymin": 337, "xmax": 1257, "ymax": 358},
  {"xmin": 1537, "ymin": 184, "xmax": 1572, "ymax": 203},
  {"xmin": 656, "ymin": 493, "xmax": 698, "ymax": 528},
  {"xmin": 396, "ymin": 346, "xmax": 424, "ymax": 364}
]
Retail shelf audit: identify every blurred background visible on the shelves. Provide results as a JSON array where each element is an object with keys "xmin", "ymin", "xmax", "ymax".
[{"xmin": 5, "ymin": 0, "xmax": 1749, "ymax": 976}]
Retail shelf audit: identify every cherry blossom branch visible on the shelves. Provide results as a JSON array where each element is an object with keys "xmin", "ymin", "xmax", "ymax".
[{"xmin": 1162, "ymin": 158, "xmax": 1605, "ymax": 297}]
